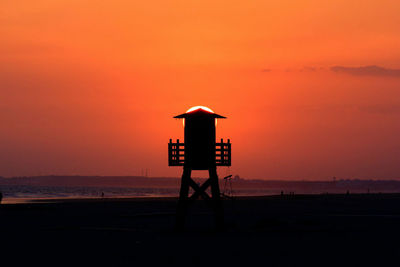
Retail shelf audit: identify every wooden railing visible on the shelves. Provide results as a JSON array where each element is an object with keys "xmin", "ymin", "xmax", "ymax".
[
  {"xmin": 168, "ymin": 139, "xmax": 185, "ymax": 166},
  {"xmin": 168, "ymin": 138, "xmax": 231, "ymax": 166},
  {"xmin": 216, "ymin": 139, "xmax": 231, "ymax": 166}
]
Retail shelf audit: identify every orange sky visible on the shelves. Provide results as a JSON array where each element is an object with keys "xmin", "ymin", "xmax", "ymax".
[{"xmin": 1, "ymin": 0, "xmax": 400, "ymax": 179}]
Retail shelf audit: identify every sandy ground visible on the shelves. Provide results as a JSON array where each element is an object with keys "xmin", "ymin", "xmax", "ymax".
[{"xmin": 0, "ymin": 194, "xmax": 399, "ymax": 266}]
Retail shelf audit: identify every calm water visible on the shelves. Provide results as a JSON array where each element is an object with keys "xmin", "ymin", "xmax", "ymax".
[
  {"xmin": 0, "ymin": 185, "xmax": 178, "ymax": 201},
  {"xmin": 0, "ymin": 185, "xmax": 280, "ymax": 203}
]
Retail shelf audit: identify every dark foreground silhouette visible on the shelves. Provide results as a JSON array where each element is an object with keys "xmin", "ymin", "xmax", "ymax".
[{"xmin": 0, "ymin": 194, "xmax": 399, "ymax": 266}]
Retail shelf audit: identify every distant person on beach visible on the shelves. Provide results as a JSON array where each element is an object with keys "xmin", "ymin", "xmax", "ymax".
[
  {"xmin": 0, "ymin": 192, "xmax": 3, "ymax": 204},
  {"xmin": 101, "ymin": 192, "xmax": 104, "ymax": 198}
]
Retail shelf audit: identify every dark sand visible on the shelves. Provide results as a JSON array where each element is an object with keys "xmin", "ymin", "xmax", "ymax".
[{"xmin": 1, "ymin": 194, "xmax": 400, "ymax": 266}]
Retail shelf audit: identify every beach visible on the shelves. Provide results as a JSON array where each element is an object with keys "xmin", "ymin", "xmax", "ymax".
[{"xmin": 1, "ymin": 194, "xmax": 399, "ymax": 266}]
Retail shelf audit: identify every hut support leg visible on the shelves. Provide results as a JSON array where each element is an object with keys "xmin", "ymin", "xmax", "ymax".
[
  {"xmin": 176, "ymin": 167, "xmax": 191, "ymax": 230},
  {"xmin": 176, "ymin": 167, "xmax": 224, "ymax": 230},
  {"xmin": 209, "ymin": 167, "xmax": 224, "ymax": 229}
]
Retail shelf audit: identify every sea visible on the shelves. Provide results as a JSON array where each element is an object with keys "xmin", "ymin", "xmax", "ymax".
[{"xmin": 0, "ymin": 184, "xmax": 280, "ymax": 203}]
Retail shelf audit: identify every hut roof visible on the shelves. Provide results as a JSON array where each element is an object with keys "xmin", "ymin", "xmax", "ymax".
[{"xmin": 174, "ymin": 108, "xmax": 226, "ymax": 119}]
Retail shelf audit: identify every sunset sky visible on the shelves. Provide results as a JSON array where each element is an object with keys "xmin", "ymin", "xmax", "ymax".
[{"xmin": 1, "ymin": 0, "xmax": 400, "ymax": 179}]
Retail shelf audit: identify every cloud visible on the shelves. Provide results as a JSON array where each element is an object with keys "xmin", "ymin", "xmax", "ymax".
[
  {"xmin": 301, "ymin": 66, "xmax": 317, "ymax": 72},
  {"xmin": 330, "ymin": 65, "xmax": 400, "ymax": 77},
  {"xmin": 261, "ymin": 68, "xmax": 272, "ymax": 72},
  {"xmin": 279, "ymin": 66, "xmax": 324, "ymax": 73}
]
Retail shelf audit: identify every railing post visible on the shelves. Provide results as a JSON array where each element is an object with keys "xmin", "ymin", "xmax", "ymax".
[
  {"xmin": 177, "ymin": 139, "xmax": 180, "ymax": 162},
  {"xmin": 228, "ymin": 139, "xmax": 231, "ymax": 165}
]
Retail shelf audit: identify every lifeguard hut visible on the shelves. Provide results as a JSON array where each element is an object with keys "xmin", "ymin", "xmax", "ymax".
[{"xmin": 168, "ymin": 106, "xmax": 231, "ymax": 229}]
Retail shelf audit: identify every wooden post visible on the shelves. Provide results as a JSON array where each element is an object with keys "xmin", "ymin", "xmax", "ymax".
[
  {"xmin": 209, "ymin": 167, "xmax": 224, "ymax": 229},
  {"xmin": 176, "ymin": 167, "xmax": 191, "ymax": 230}
]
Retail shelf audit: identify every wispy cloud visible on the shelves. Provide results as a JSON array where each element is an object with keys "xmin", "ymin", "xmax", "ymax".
[
  {"xmin": 261, "ymin": 68, "xmax": 272, "ymax": 72},
  {"xmin": 330, "ymin": 65, "xmax": 400, "ymax": 77}
]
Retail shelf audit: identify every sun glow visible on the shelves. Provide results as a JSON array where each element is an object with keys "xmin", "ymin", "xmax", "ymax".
[
  {"xmin": 186, "ymin": 106, "xmax": 214, "ymax": 113},
  {"xmin": 183, "ymin": 106, "xmax": 217, "ymax": 127}
]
